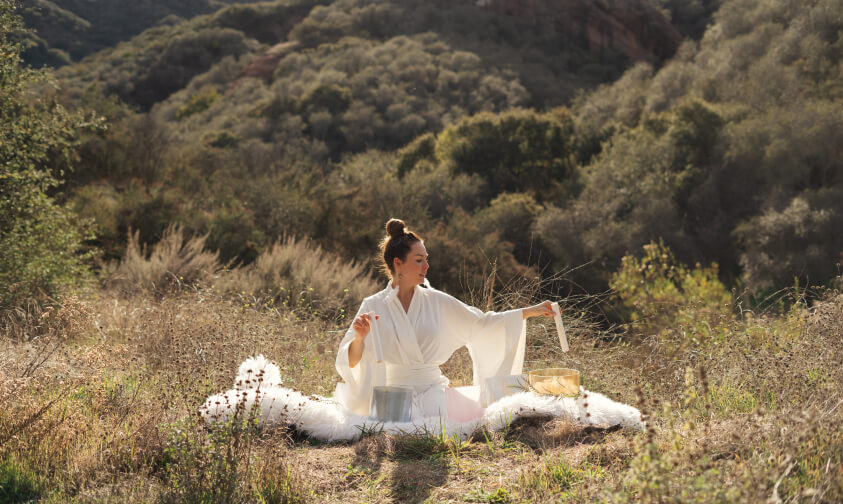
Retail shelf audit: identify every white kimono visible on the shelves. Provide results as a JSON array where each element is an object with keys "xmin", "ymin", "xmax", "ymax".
[{"xmin": 334, "ymin": 280, "xmax": 526, "ymax": 419}]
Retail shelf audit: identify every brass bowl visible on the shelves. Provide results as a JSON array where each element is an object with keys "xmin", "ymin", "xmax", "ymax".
[{"xmin": 528, "ymin": 368, "xmax": 580, "ymax": 397}]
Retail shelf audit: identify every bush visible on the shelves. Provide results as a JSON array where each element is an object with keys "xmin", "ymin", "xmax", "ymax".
[
  {"xmin": 735, "ymin": 196, "xmax": 843, "ymax": 291},
  {"xmin": 176, "ymin": 85, "xmax": 221, "ymax": 120},
  {"xmin": 109, "ymin": 225, "xmax": 221, "ymax": 297},
  {"xmin": 610, "ymin": 240, "xmax": 733, "ymax": 343},
  {"xmin": 471, "ymin": 192, "xmax": 543, "ymax": 264},
  {"xmin": 0, "ymin": 3, "xmax": 98, "ymax": 311},
  {"xmin": 217, "ymin": 235, "xmax": 379, "ymax": 318},
  {"xmin": 435, "ymin": 108, "xmax": 578, "ymax": 201}
]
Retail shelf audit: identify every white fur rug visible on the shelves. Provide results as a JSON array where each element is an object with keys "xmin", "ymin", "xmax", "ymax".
[{"xmin": 200, "ymin": 355, "xmax": 643, "ymax": 441}]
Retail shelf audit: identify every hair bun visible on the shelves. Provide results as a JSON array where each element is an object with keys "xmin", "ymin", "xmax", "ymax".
[{"xmin": 385, "ymin": 218, "xmax": 407, "ymax": 238}]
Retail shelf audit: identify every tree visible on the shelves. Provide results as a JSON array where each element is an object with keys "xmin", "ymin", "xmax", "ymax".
[
  {"xmin": 435, "ymin": 109, "xmax": 578, "ymax": 201},
  {"xmin": 0, "ymin": 1, "xmax": 99, "ymax": 310}
]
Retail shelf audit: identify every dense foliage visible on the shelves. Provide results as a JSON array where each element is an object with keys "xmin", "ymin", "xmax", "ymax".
[
  {"xmin": 553, "ymin": 0, "xmax": 843, "ymax": 293},
  {"xmin": 0, "ymin": 1, "xmax": 98, "ymax": 310},
  {"xmin": 18, "ymin": 0, "xmax": 263, "ymax": 67},
  {"xmin": 5, "ymin": 0, "xmax": 841, "ymax": 314}
]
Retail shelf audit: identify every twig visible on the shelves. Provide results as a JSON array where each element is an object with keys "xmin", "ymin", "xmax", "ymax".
[
  {"xmin": 769, "ymin": 456, "xmax": 795, "ymax": 504},
  {"xmin": 0, "ymin": 380, "xmax": 75, "ymax": 447}
]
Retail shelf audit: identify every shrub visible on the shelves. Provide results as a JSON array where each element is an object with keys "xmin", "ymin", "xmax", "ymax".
[
  {"xmin": 471, "ymin": 192, "xmax": 543, "ymax": 264},
  {"xmin": 735, "ymin": 195, "xmax": 843, "ymax": 291},
  {"xmin": 435, "ymin": 109, "xmax": 577, "ymax": 201},
  {"xmin": 109, "ymin": 225, "xmax": 221, "ymax": 297},
  {"xmin": 610, "ymin": 240, "xmax": 733, "ymax": 344},
  {"xmin": 0, "ymin": 3, "xmax": 98, "ymax": 311},
  {"xmin": 217, "ymin": 235, "xmax": 379, "ymax": 318},
  {"xmin": 176, "ymin": 85, "xmax": 221, "ymax": 120}
]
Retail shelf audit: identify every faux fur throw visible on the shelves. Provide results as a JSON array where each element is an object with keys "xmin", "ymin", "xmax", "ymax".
[{"xmin": 200, "ymin": 355, "xmax": 644, "ymax": 441}]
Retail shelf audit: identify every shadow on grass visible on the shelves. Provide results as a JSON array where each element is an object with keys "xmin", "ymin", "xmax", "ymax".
[
  {"xmin": 348, "ymin": 434, "xmax": 450, "ymax": 503},
  {"xmin": 289, "ymin": 417, "xmax": 620, "ymax": 502},
  {"xmin": 0, "ymin": 455, "xmax": 42, "ymax": 504},
  {"xmin": 497, "ymin": 415, "xmax": 622, "ymax": 452}
]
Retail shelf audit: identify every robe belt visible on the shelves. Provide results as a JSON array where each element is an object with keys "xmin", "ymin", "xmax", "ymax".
[{"xmin": 385, "ymin": 363, "xmax": 444, "ymax": 388}]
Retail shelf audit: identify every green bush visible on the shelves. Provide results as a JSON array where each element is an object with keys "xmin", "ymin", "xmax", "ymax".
[
  {"xmin": 177, "ymin": 85, "xmax": 222, "ymax": 120},
  {"xmin": 610, "ymin": 240, "xmax": 733, "ymax": 343},
  {"xmin": 0, "ymin": 3, "xmax": 98, "ymax": 310},
  {"xmin": 435, "ymin": 108, "xmax": 578, "ymax": 201}
]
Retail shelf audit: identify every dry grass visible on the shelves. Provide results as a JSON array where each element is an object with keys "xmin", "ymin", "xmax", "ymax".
[
  {"xmin": 1, "ymin": 267, "xmax": 841, "ymax": 502},
  {"xmin": 215, "ymin": 235, "xmax": 380, "ymax": 319},
  {"xmin": 108, "ymin": 225, "xmax": 222, "ymax": 298}
]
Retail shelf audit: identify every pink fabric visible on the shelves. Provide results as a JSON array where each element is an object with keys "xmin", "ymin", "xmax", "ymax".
[{"xmin": 445, "ymin": 386, "xmax": 484, "ymax": 422}]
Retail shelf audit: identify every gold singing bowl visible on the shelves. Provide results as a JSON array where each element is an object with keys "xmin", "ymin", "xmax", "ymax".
[{"xmin": 528, "ymin": 368, "xmax": 580, "ymax": 397}]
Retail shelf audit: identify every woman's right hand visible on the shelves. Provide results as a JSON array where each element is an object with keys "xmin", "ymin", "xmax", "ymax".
[
  {"xmin": 352, "ymin": 313, "xmax": 379, "ymax": 339},
  {"xmin": 349, "ymin": 312, "xmax": 378, "ymax": 368}
]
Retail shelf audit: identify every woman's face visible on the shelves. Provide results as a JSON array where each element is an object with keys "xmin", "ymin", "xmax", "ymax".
[{"xmin": 395, "ymin": 241, "xmax": 429, "ymax": 285}]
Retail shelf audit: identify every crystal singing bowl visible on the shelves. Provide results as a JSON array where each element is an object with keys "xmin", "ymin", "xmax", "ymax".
[
  {"xmin": 369, "ymin": 386, "xmax": 412, "ymax": 423},
  {"xmin": 528, "ymin": 368, "xmax": 580, "ymax": 397}
]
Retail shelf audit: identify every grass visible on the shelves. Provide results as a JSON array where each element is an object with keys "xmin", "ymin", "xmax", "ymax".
[{"xmin": 0, "ymin": 254, "xmax": 841, "ymax": 502}]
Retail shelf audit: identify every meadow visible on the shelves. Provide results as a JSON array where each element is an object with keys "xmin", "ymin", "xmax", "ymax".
[
  {"xmin": 2, "ymin": 233, "xmax": 840, "ymax": 503},
  {"xmin": 3, "ymin": 0, "xmax": 842, "ymax": 500}
]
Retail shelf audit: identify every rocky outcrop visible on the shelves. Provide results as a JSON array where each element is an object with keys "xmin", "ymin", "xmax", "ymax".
[{"xmin": 478, "ymin": 0, "xmax": 681, "ymax": 63}]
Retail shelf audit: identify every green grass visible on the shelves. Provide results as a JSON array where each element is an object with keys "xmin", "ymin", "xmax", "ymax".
[{"xmin": 0, "ymin": 455, "xmax": 43, "ymax": 503}]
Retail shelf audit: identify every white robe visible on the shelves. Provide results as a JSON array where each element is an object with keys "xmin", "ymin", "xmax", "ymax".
[{"xmin": 334, "ymin": 280, "xmax": 526, "ymax": 419}]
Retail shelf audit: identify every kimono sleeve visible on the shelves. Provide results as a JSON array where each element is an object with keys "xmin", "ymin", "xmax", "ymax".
[
  {"xmin": 437, "ymin": 291, "xmax": 526, "ymax": 389},
  {"xmin": 333, "ymin": 299, "xmax": 386, "ymax": 416}
]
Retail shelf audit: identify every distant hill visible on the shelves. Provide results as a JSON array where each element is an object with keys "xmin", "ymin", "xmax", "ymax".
[
  {"xmin": 480, "ymin": 0, "xmax": 681, "ymax": 62},
  {"xmin": 50, "ymin": 0, "xmax": 839, "ymax": 298},
  {"xmin": 57, "ymin": 0, "xmax": 684, "ymax": 114},
  {"xmin": 648, "ymin": 0, "xmax": 721, "ymax": 40},
  {"xmin": 19, "ymin": 0, "xmax": 263, "ymax": 66}
]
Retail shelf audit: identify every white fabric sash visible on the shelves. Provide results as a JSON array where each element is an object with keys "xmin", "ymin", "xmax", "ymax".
[{"xmin": 385, "ymin": 363, "xmax": 444, "ymax": 388}]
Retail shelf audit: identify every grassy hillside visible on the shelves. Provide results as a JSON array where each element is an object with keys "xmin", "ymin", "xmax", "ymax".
[
  {"xmin": 2, "ymin": 247, "xmax": 841, "ymax": 502},
  {"xmin": 3, "ymin": 0, "xmax": 843, "ymax": 501},
  {"xmin": 10, "ymin": 0, "xmax": 839, "ymax": 302}
]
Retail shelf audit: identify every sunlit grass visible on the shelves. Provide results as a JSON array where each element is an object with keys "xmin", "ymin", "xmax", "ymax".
[{"xmin": 0, "ymin": 271, "xmax": 841, "ymax": 502}]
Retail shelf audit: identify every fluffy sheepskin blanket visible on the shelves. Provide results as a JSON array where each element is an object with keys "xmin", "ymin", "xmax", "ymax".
[{"xmin": 200, "ymin": 355, "xmax": 643, "ymax": 441}]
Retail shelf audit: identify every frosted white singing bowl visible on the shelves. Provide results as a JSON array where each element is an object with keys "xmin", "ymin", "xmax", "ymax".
[
  {"xmin": 369, "ymin": 386, "xmax": 412, "ymax": 423},
  {"xmin": 528, "ymin": 368, "xmax": 580, "ymax": 397}
]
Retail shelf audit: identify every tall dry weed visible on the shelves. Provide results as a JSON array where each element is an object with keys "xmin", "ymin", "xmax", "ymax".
[
  {"xmin": 217, "ymin": 235, "xmax": 379, "ymax": 318},
  {"xmin": 109, "ymin": 225, "xmax": 221, "ymax": 297}
]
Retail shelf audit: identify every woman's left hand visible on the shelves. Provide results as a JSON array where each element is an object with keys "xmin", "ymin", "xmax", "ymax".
[{"xmin": 523, "ymin": 301, "xmax": 555, "ymax": 320}]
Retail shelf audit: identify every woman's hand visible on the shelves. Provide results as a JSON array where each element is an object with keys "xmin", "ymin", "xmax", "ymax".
[
  {"xmin": 349, "ymin": 313, "xmax": 378, "ymax": 369},
  {"xmin": 522, "ymin": 301, "xmax": 555, "ymax": 320},
  {"xmin": 352, "ymin": 313, "xmax": 379, "ymax": 340}
]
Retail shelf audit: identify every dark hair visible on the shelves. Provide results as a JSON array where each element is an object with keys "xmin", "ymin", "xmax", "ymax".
[{"xmin": 379, "ymin": 218, "xmax": 422, "ymax": 278}]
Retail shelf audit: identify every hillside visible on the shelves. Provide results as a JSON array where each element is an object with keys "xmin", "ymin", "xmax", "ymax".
[
  {"xmin": 19, "ymin": 0, "xmax": 263, "ymax": 66},
  {"xmin": 9, "ymin": 0, "xmax": 841, "ymax": 302},
  {"xmin": 548, "ymin": 0, "xmax": 843, "ymax": 292},
  {"xmin": 55, "ymin": 0, "xmax": 670, "ymax": 112},
  {"xmin": 48, "ymin": 0, "xmax": 678, "ymax": 291},
  {"xmin": 3, "ymin": 1, "xmax": 843, "ymax": 501}
]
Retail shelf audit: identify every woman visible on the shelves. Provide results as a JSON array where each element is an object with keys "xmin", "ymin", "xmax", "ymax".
[{"xmin": 334, "ymin": 218, "xmax": 555, "ymax": 422}]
